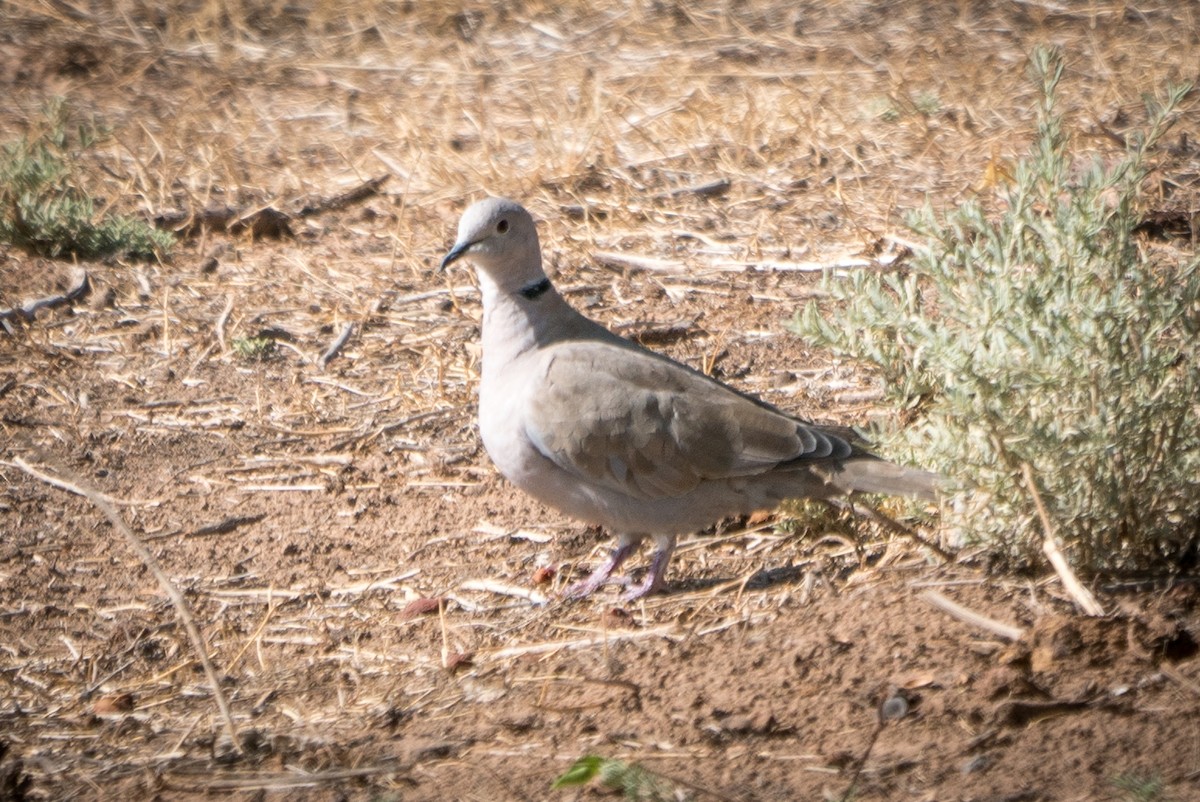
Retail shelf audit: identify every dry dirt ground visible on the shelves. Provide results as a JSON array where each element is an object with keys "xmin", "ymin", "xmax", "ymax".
[{"xmin": 3, "ymin": 2, "xmax": 1200, "ymax": 800}]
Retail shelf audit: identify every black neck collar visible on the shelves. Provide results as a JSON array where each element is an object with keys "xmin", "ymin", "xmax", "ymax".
[{"xmin": 518, "ymin": 277, "xmax": 552, "ymax": 300}]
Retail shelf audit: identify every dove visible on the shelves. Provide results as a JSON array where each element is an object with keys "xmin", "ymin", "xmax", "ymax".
[{"xmin": 441, "ymin": 197, "xmax": 939, "ymax": 600}]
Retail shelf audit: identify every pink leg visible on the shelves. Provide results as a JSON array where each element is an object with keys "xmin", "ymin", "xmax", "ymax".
[
  {"xmin": 619, "ymin": 534, "xmax": 676, "ymax": 601},
  {"xmin": 563, "ymin": 534, "xmax": 640, "ymax": 599}
]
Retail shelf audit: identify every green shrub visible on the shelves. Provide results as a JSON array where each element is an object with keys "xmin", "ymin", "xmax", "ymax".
[
  {"xmin": 0, "ymin": 99, "xmax": 173, "ymax": 261},
  {"xmin": 231, "ymin": 335, "xmax": 276, "ymax": 361},
  {"xmin": 794, "ymin": 48, "xmax": 1200, "ymax": 573},
  {"xmin": 552, "ymin": 754, "xmax": 679, "ymax": 800},
  {"xmin": 1112, "ymin": 772, "xmax": 1171, "ymax": 802}
]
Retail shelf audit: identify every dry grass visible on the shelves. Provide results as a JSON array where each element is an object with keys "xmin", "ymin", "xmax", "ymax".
[{"xmin": 2, "ymin": 1, "xmax": 1199, "ymax": 798}]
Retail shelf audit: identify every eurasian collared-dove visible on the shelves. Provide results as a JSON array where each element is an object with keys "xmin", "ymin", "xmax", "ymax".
[{"xmin": 441, "ymin": 197, "xmax": 939, "ymax": 600}]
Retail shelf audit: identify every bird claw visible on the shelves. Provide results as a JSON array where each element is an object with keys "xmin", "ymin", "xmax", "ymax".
[
  {"xmin": 617, "ymin": 577, "xmax": 659, "ymax": 601},
  {"xmin": 562, "ymin": 576, "xmax": 609, "ymax": 600},
  {"xmin": 563, "ymin": 572, "xmax": 660, "ymax": 602},
  {"xmin": 614, "ymin": 567, "xmax": 667, "ymax": 601},
  {"xmin": 561, "ymin": 540, "xmax": 639, "ymax": 601}
]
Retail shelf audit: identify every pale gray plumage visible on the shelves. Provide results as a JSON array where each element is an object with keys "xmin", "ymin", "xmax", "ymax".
[{"xmin": 442, "ymin": 197, "xmax": 939, "ymax": 599}]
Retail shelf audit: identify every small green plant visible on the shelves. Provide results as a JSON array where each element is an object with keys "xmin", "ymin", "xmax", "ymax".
[
  {"xmin": 0, "ymin": 99, "xmax": 173, "ymax": 260},
  {"xmin": 794, "ymin": 48, "xmax": 1200, "ymax": 573},
  {"xmin": 1112, "ymin": 772, "xmax": 1170, "ymax": 802},
  {"xmin": 870, "ymin": 90, "xmax": 942, "ymax": 121},
  {"xmin": 552, "ymin": 754, "xmax": 681, "ymax": 801},
  {"xmin": 912, "ymin": 90, "xmax": 942, "ymax": 116},
  {"xmin": 231, "ymin": 335, "xmax": 276, "ymax": 361}
]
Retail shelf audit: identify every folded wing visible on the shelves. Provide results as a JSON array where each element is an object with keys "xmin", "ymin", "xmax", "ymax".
[{"xmin": 522, "ymin": 341, "xmax": 854, "ymax": 501}]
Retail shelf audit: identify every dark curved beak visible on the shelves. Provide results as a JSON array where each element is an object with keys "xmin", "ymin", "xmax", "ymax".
[{"xmin": 440, "ymin": 241, "xmax": 470, "ymax": 271}]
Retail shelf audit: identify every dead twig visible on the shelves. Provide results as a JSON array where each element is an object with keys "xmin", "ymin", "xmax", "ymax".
[
  {"xmin": 822, "ymin": 498, "xmax": 954, "ymax": 562},
  {"xmin": 0, "ymin": 268, "xmax": 89, "ymax": 323},
  {"xmin": 708, "ymin": 256, "xmax": 875, "ymax": 273},
  {"xmin": 10, "ymin": 457, "xmax": 243, "ymax": 755},
  {"xmin": 661, "ymin": 177, "xmax": 730, "ymax": 199},
  {"xmin": 838, "ymin": 715, "xmax": 885, "ymax": 802},
  {"xmin": 297, "ymin": 174, "xmax": 389, "ymax": 217},
  {"xmin": 188, "ymin": 514, "xmax": 265, "ymax": 537},
  {"xmin": 0, "ymin": 460, "xmax": 160, "ymax": 507},
  {"xmin": 920, "ymin": 590, "xmax": 1025, "ymax": 641},
  {"xmin": 387, "ymin": 286, "xmax": 476, "ymax": 306},
  {"xmin": 459, "ymin": 578, "xmax": 549, "ymax": 606},
  {"xmin": 155, "ymin": 205, "xmax": 292, "ymax": 239},
  {"xmin": 160, "ymin": 175, "xmax": 389, "ymax": 239},
  {"xmin": 172, "ymin": 763, "xmax": 406, "ymax": 790},
  {"xmin": 1161, "ymin": 663, "xmax": 1200, "ymax": 698},
  {"xmin": 318, "ymin": 322, "xmax": 354, "ymax": 368},
  {"xmin": 331, "ymin": 407, "xmax": 460, "ymax": 450},
  {"xmin": 1022, "ymin": 463, "xmax": 1105, "ymax": 616},
  {"xmin": 144, "ymin": 513, "xmax": 268, "ymax": 542},
  {"xmin": 592, "ymin": 250, "xmax": 686, "ymax": 273},
  {"xmin": 215, "ymin": 294, "xmax": 234, "ymax": 352}
]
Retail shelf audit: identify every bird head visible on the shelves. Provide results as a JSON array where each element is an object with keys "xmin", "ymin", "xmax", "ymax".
[{"xmin": 440, "ymin": 197, "xmax": 543, "ymax": 289}]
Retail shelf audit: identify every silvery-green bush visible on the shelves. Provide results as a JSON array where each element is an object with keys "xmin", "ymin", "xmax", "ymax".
[
  {"xmin": 0, "ymin": 99, "xmax": 172, "ymax": 261},
  {"xmin": 795, "ymin": 48, "xmax": 1200, "ymax": 573}
]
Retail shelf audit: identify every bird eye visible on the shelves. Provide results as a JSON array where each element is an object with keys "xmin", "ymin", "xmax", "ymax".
[{"xmin": 497, "ymin": 219, "xmax": 509, "ymax": 233}]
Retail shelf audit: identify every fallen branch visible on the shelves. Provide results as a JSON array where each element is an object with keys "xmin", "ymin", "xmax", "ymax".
[
  {"xmin": 614, "ymin": 318, "xmax": 702, "ymax": 347},
  {"xmin": 708, "ymin": 256, "xmax": 874, "ymax": 273},
  {"xmin": 188, "ymin": 514, "xmax": 266, "ymax": 539},
  {"xmin": 661, "ymin": 177, "xmax": 730, "ymax": 199},
  {"xmin": 214, "ymin": 294, "xmax": 234, "ymax": 351},
  {"xmin": 822, "ymin": 498, "xmax": 954, "ymax": 562},
  {"xmin": 157, "ymin": 175, "xmax": 389, "ymax": 240},
  {"xmin": 155, "ymin": 205, "xmax": 292, "ymax": 239},
  {"xmin": 179, "ymin": 764, "xmax": 409, "ymax": 791},
  {"xmin": 592, "ymin": 250, "xmax": 686, "ymax": 273},
  {"xmin": 328, "ymin": 570, "xmax": 420, "ymax": 596},
  {"xmin": 1162, "ymin": 663, "xmax": 1200, "ymax": 698},
  {"xmin": 388, "ymin": 286, "xmax": 477, "ymax": 306},
  {"xmin": 832, "ymin": 389, "xmax": 885, "ymax": 404},
  {"xmin": 0, "ymin": 268, "xmax": 89, "ymax": 323},
  {"xmin": 298, "ymin": 174, "xmax": 389, "ymax": 217},
  {"xmin": 331, "ymin": 406, "xmax": 460, "ymax": 450},
  {"xmin": 839, "ymin": 714, "xmax": 886, "ymax": 802},
  {"xmin": 920, "ymin": 590, "xmax": 1025, "ymax": 641},
  {"xmin": 11, "ymin": 457, "xmax": 242, "ymax": 755},
  {"xmin": 459, "ymin": 578, "xmax": 549, "ymax": 606},
  {"xmin": 318, "ymin": 322, "xmax": 354, "ymax": 368},
  {"xmin": 142, "ymin": 513, "xmax": 267, "ymax": 542},
  {"xmin": 0, "ymin": 460, "xmax": 159, "ymax": 507},
  {"xmin": 1022, "ymin": 463, "xmax": 1105, "ymax": 616}
]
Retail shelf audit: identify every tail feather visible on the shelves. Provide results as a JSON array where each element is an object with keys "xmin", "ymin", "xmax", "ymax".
[{"xmin": 826, "ymin": 457, "xmax": 942, "ymax": 501}]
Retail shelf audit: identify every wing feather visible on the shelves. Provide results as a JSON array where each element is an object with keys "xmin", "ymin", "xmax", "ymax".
[{"xmin": 522, "ymin": 341, "xmax": 852, "ymax": 501}]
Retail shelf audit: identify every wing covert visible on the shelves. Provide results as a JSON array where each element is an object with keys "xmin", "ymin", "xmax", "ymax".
[{"xmin": 521, "ymin": 341, "xmax": 852, "ymax": 501}]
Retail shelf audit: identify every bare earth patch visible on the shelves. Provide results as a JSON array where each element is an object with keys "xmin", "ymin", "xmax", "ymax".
[{"xmin": 2, "ymin": 3, "xmax": 1199, "ymax": 800}]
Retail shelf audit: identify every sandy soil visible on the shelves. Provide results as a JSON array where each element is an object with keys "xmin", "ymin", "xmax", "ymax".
[{"xmin": 2, "ymin": 2, "xmax": 1199, "ymax": 800}]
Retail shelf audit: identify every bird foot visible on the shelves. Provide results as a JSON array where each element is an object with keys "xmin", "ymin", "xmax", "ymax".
[
  {"xmin": 617, "ymin": 572, "xmax": 665, "ymax": 601},
  {"xmin": 561, "ymin": 540, "xmax": 638, "ymax": 601},
  {"xmin": 562, "ymin": 574, "xmax": 611, "ymax": 599},
  {"xmin": 615, "ymin": 546, "xmax": 672, "ymax": 601},
  {"xmin": 563, "ymin": 571, "xmax": 664, "ymax": 601}
]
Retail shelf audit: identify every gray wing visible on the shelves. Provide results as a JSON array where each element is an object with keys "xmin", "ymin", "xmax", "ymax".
[{"xmin": 522, "ymin": 341, "xmax": 853, "ymax": 501}]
